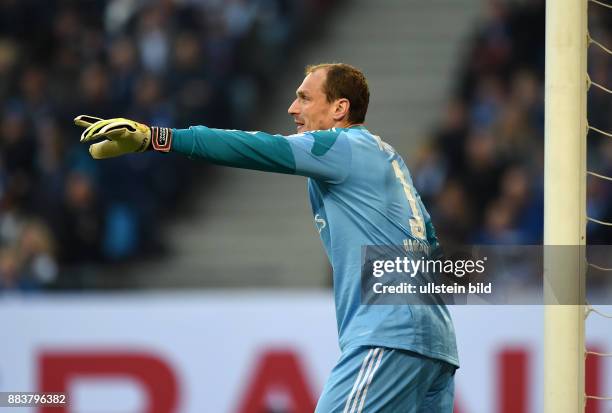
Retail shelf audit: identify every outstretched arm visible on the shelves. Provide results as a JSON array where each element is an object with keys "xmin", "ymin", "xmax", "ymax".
[{"xmin": 75, "ymin": 116, "xmax": 351, "ymax": 184}]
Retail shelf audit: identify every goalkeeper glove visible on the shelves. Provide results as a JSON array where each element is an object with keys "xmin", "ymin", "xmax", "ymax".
[{"xmin": 74, "ymin": 115, "xmax": 173, "ymax": 159}]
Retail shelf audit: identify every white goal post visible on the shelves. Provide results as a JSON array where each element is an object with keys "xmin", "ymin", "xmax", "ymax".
[{"xmin": 544, "ymin": 0, "xmax": 588, "ymax": 412}]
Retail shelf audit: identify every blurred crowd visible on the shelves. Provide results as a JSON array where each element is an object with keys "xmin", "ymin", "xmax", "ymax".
[
  {"xmin": 414, "ymin": 0, "xmax": 612, "ymax": 247},
  {"xmin": 0, "ymin": 0, "xmax": 333, "ymax": 291}
]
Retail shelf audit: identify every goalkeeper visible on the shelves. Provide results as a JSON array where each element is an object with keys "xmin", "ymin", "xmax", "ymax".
[{"xmin": 75, "ymin": 63, "xmax": 458, "ymax": 412}]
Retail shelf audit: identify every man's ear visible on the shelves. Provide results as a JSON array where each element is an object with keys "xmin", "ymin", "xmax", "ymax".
[{"xmin": 332, "ymin": 98, "xmax": 350, "ymax": 121}]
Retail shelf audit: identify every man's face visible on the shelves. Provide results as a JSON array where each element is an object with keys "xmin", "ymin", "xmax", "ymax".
[{"xmin": 288, "ymin": 69, "xmax": 336, "ymax": 133}]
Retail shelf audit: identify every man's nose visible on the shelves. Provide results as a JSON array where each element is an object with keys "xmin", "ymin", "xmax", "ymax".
[{"xmin": 288, "ymin": 99, "xmax": 298, "ymax": 115}]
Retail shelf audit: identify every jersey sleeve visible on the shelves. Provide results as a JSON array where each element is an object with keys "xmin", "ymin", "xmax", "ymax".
[{"xmin": 170, "ymin": 126, "xmax": 351, "ymax": 184}]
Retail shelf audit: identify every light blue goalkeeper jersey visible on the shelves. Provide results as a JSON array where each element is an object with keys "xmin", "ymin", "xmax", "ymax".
[{"xmin": 171, "ymin": 125, "xmax": 459, "ymax": 367}]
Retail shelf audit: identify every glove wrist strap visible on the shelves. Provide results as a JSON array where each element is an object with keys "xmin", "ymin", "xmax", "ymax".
[{"xmin": 150, "ymin": 127, "xmax": 173, "ymax": 152}]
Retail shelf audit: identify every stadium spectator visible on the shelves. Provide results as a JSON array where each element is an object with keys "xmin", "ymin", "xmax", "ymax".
[{"xmin": 0, "ymin": 219, "xmax": 57, "ymax": 293}]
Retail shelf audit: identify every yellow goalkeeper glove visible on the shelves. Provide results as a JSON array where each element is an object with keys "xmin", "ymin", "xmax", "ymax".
[{"xmin": 74, "ymin": 115, "xmax": 152, "ymax": 159}]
